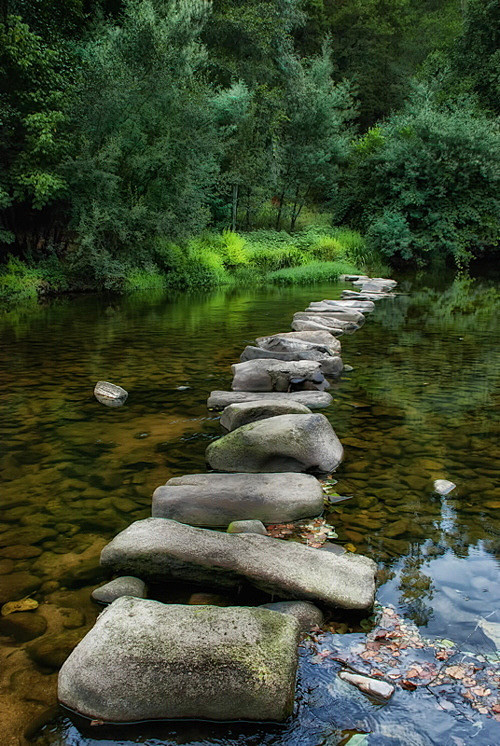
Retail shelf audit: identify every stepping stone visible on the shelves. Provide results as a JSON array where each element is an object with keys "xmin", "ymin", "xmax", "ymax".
[
  {"xmin": 220, "ymin": 399, "xmax": 312, "ymax": 431},
  {"xmin": 239, "ymin": 346, "xmax": 343, "ymax": 378},
  {"xmin": 207, "ymin": 390, "xmax": 333, "ymax": 410},
  {"xmin": 339, "ymin": 274, "xmax": 370, "ymax": 282},
  {"xmin": 100, "ymin": 519, "xmax": 377, "ymax": 610},
  {"xmin": 231, "ymin": 359, "xmax": 329, "ymax": 393},
  {"xmin": 256, "ymin": 331, "xmax": 341, "ymax": 354},
  {"xmin": 313, "ymin": 299, "xmax": 375, "ymax": 313},
  {"xmin": 304, "ymin": 306, "xmax": 365, "ymax": 323},
  {"xmin": 293, "ymin": 313, "xmax": 359, "ymax": 332},
  {"xmin": 205, "ymin": 413, "xmax": 343, "ymax": 473},
  {"xmin": 58, "ymin": 598, "xmax": 301, "ymax": 722},
  {"xmin": 341, "ymin": 290, "xmax": 393, "ymax": 301},
  {"xmin": 94, "ymin": 381, "xmax": 128, "ymax": 407},
  {"xmin": 91, "ymin": 576, "xmax": 147, "ymax": 604},
  {"xmin": 152, "ymin": 472, "xmax": 324, "ymax": 526},
  {"xmin": 291, "ymin": 319, "xmax": 344, "ymax": 335}
]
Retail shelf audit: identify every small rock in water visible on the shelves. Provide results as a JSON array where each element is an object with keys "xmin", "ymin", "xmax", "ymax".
[
  {"xmin": 338, "ymin": 670, "xmax": 395, "ymax": 700},
  {"xmin": 91, "ymin": 576, "xmax": 147, "ymax": 605},
  {"xmin": 433, "ymin": 479, "xmax": 456, "ymax": 496},
  {"xmin": 227, "ymin": 520, "xmax": 267, "ymax": 535},
  {"xmin": 343, "ymin": 364, "xmax": 354, "ymax": 372},
  {"xmin": 176, "ymin": 385, "xmax": 190, "ymax": 391},
  {"xmin": 94, "ymin": 381, "xmax": 128, "ymax": 407}
]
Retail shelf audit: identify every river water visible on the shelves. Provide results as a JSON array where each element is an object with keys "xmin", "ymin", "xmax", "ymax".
[{"xmin": 0, "ymin": 273, "xmax": 499, "ymax": 745}]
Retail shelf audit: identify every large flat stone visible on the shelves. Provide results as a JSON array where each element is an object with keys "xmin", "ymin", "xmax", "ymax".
[
  {"xmin": 256, "ymin": 331, "xmax": 341, "ymax": 354},
  {"xmin": 303, "ymin": 306, "xmax": 365, "ymax": 323},
  {"xmin": 291, "ymin": 319, "xmax": 344, "ymax": 335},
  {"xmin": 313, "ymin": 299, "xmax": 375, "ymax": 313},
  {"xmin": 59, "ymin": 598, "xmax": 300, "ymax": 722},
  {"xmin": 100, "ymin": 519, "xmax": 377, "ymax": 610},
  {"xmin": 207, "ymin": 390, "xmax": 332, "ymax": 410},
  {"xmin": 341, "ymin": 290, "xmax": 393, "ymax": 301},
  {"xmin": 293, "ymin": 313, "xmax": 359, "ymax": 332},
  {"xmin": 206, "ymin": 413, "xmax": 343, "ymax": 473},
  {"xmin": 240, "ymin": 345, "xmax": 343, "ymax": 378},
  {"xmin": 220, "ymin": 399, "xmax": 312, "ymax": 431},
  {"xmin": 152, "ymin": 472, "xmax": 324, "ymax": 526},
  {"xmin": 231, "ymin": 359, "xmax": 328, "ymax": 392}
]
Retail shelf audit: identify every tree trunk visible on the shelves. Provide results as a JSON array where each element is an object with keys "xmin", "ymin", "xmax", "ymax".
[
  {"xmin": 275, "ymin": 192, "xmax": 285, "ymax": 231},
  {"xmin": 231, "ymin": 184, "xmax": 239, "ymax": 232},
  {"xmin": 245, "ymin": 187, "xmax": 251, "ymax": 230}
]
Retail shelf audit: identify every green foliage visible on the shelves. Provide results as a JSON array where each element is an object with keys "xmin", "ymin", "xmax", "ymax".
[
  {"xmin": 267, "ymin": 259, "xmax": 359, "ymax": 285},
  {"xmin": 0, "ymin": 256, "xmax": 44, "ymax": 300},
  {"xmin": 340, "ymin": 85, "xmax": 500, "ymax": 266}
]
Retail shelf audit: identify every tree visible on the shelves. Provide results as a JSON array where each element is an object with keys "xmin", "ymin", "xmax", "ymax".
[
  {"xmin": 274, "ymin": 45, "xmax": 355, "ymax": 230},
  {"xmin": 339, "ymin": 83, "xmax": 500, "ymax": 266},
  {"xmin": 64, "ymin": 0, "xmax": 220, "ymax": 282}
]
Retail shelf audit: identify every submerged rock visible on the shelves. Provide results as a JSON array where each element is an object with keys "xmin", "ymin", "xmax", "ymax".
[
  {"xmin": 433, "ymin": 479, "xmax": 456, "ymax": 496},
  {"xmin": 152, "ymin": 472, "xmax": 324, "ymax": 526},
  {"xmin": 91, "ymin": 576, "xmax": 147, "ymax": 605},
  {"xmin": 93, "ymin": 381, "xmax": 128, "ymax": 407},
  {"xmin": 0, "ymin": 612, "xmax": 47, "ymax": 642},
  {"xmin": 100, "ymin": 519, "xmax": 377, "ymax": 610},
  {"xmin": 58, "ymin": 598, "xmax": 300, "ymax": 722},
  {"xmin": 207, "ymin": 390, "xmax": 333, "ymax": 411},
  {"xmin": 220, "ymin": 398, "xmax": 312, "ymax": 431},
  {"xmin": 231, "ymin": 359, "xmax": 329, "ymax": 392},
  {"xmin": 206, "ymin": 413, "xmax": 343, "ymax": 473},
  {"xmin": 341, "ymin": 290, "xmax": 393, "ymax": 301},
  {"xmin": 338, "ymin": 670, "xmax": 395, "ymax": 700},
  {"xmin": 227, "ymin": 520, "xmax": 267, "ymax": 535},
  {"xmin": 259, "ymin": 601, "xmax": 323, "ymax": 633}
]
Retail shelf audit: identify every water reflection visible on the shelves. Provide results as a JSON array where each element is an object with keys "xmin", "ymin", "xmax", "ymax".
[{"xmin": 0, "ymin": 273, "xmax": 499, "ymax": 744}]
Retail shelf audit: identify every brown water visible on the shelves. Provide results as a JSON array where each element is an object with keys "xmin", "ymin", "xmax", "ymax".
[{"xmin": 0, "ymin": 273, "xmax": 499, "ymax": 745}]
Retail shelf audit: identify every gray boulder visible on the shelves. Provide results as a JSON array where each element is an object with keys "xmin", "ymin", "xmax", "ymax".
[
  {"xmin": 304, "ymin": 306, "xmax": 365, "ymax": 323},
  {"xmin": 231, "ymin": 359, "xmax": 329, "ymax": 393},
  {"xmin": 207, "ymin": 390, "xmax": 333, "ymax": 411},
  {"xmin": 259, "ymin": 601, "xmax": 324, "ymax": 634},
  {"xmin": 239, "ymin": 346, "xmax": 343, "ymax": 378},
  {"xmin": 206, "ymin": 413, "xmax": 343, "ymax": 473},
  {"xmin": 100, "ymin": 519, "xmax": 377, "ymax": 610},
  {"xmin": 256, "ymin": 331, "xmax": 341, "ymax": 355},
  {"xmin": 293, "ymin": 313, "xmax": 359, "ymax": 332},
  {"xmin": 341, "ymin": 290, "xmax": 393, "ymax": 301},
  {"xmin": 58, "ymin": 598, "xmax": 300, "ymax": 722},
  {"xmin": 152, "ymin": 472, "xmax": 324, "ymax": 526},
  {"xmin": 291, "ymin": 318, "xmax": 344, "ymax": 335},
  {"xmin": 91, "ymin": 576, "xmax": 147, "ymax": 604},
  {"xmin": 94, "ymin": 381, "xmax": 128, "ymax": 407},
  {"xmin": 220, "ymin": 399, "xmax": 312, "ymax": 431},
  {"xmin": 339, "ymin": 274, "xmax": 370, "ymax": 282},
  {"xmin": 313, "ymin": 299, "xmax": 375, "ymax": 313},
  {"xmin": 227, "ymin": 520, "xmax": 267, "ymax": 535}
]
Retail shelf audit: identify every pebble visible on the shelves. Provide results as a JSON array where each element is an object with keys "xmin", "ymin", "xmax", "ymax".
[{"xmin": 433, "ymin": 479, "xmax": 456, "ymax": 495}]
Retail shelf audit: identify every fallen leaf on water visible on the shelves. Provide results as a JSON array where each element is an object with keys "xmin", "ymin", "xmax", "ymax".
[
  {"xmin": 445, "ymin": 665, "xmax": 465, "ymax": 680},
  {"xmin": 1, "ymin": 597, "xmax": 39, "ymax": 616},
  {"xmin": 401, "ymin": 679, "xmax": 418, "ymax": 690},
  {"xmin": 471, "ymin": 686, "xmax": 491, "ymax": 697},
  {"xmin": 345, "ymin": 543, "xmax": 357, "ymax": 552}
]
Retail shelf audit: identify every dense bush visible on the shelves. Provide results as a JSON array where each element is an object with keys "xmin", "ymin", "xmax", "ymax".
[{"xmin": 339, "ymin": 86, "xmax": 500, "ymax": 266}]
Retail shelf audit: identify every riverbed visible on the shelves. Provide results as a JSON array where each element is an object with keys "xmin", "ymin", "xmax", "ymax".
[{"xmin": 1, "ymin": 272, "xmax": 499, "ymax": 745}]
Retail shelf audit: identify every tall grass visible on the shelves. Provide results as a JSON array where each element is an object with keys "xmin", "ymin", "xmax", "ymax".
[{"xmin": 1, "ymin": 224, "xmax": 368, "ymax": 302}]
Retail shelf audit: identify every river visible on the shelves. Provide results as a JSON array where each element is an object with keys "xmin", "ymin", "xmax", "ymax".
[{"xmin": 0, "ymin": 272, "xmax": 499, "ymax": 745}]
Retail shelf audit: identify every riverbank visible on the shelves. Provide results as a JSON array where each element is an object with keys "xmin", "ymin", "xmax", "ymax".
[{"xmin": 0, "ymin": 226, "xmax": 378, "ymax": 303}]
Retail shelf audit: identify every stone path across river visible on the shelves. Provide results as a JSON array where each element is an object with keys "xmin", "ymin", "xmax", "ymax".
[{"xmin": 61, "ymin": 274, "xmax": 398, "ymax": 723}]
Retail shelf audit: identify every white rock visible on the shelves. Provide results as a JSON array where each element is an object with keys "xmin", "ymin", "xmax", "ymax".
[{"xmin": 433, "ymin": 479, "xmax": 456, "ymax": 495}]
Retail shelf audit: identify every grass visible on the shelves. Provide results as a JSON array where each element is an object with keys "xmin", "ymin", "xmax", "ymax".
[
  {"xmin": 267, "ymin": 260, "xmax": 360, "ymax": 285},
  {"xmin": 0, "ymin": 222, "xmax": 368, "ymax": 302}
]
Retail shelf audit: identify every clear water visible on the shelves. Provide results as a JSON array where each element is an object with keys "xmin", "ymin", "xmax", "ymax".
[{"xmin": 0, "ymin": 273, "xmax": 499, "ymax": 745}]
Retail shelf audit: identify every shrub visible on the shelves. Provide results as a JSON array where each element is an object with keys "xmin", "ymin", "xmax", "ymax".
[
  {"xmin": 0, "ymin": 256, "xmax": 44, "ymax": 300},
  {"xmin": 339, "ymin": 84, "xmax": 500, "ymax": 266}
]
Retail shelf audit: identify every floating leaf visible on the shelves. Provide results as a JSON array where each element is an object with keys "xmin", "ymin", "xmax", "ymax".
[{"xmin": 345, "ymin": 543, "xmax": 357, "ymax": 552}]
